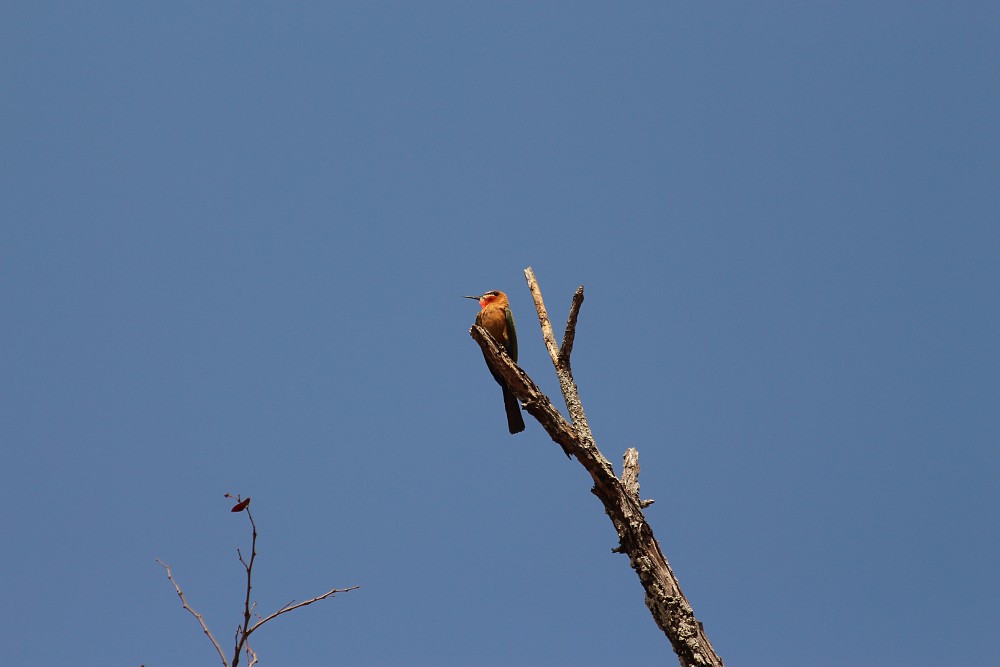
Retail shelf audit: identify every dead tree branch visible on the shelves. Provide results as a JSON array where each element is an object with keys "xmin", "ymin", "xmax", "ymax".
[{"xmin": 469, "ymin": 268, "xmax": 723, "ymax": 667}]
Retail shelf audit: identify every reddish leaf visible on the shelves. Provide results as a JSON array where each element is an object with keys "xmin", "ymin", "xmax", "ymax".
[{"xmin": 231, "ymin": 498, "xmax": 251, "ymax": 512}]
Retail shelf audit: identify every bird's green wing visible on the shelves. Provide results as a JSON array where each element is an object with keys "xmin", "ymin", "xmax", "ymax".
[{"xmin": 504, "ymin": 306, "xmax": 518, "ymax": 362}]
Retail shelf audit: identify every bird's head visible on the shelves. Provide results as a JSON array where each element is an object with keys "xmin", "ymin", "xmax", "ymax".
[{"xmin": 463, "ymin": 290, "xmax": 508, "ymax": 309}]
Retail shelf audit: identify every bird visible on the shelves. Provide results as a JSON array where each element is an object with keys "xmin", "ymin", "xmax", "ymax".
[{"xmin": 464, "ymin": 290, "xmax": 526, "ymax": 434}]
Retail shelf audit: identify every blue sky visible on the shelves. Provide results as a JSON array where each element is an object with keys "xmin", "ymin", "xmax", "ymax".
[{"xmin": 2, "ymin": 3, "xmax": 998, "ymax": 666}]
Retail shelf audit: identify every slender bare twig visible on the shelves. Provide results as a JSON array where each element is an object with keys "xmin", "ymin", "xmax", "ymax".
[
  {"xmin": 232, "ymin": 507, "xmax": 258, "ymax": 667},
  {"xmin": 156, "ymin": 559, "xmax": 228, "ymax": 667},
  {"xmin": 469, "ymin": 268, "xmax": 723, "ymax": 667},
  {"xmin": 248, "ymin": 584, "xmax": 360, "ymax": 633}
]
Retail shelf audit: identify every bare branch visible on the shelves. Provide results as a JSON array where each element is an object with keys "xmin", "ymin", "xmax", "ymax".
[
  {"xmin": 231, "ymin": 505, "xmax": 358, "ymax": 660},
  {"xmin": 231, "ymin": 508, "xmax": 259, "ymax": 667},
  {"xmin": 157, "ymin": 559, "xmax": 229, "ymax": 667},
  {"xmin": 522, "ymin": 267, "xmax": 610, "ymax": 474},
  {"xmin": 162, "ymin": 496, "xmax": 357, "ymax": 666},
  {"xmin": 472, "ymin": 269, "xmax": 724, "ymax": 667},
  {"xmin": 248, "ymin": 585, "xmax": 360, "ymax": 633}
]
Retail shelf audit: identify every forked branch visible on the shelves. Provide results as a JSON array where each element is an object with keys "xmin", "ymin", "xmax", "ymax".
[
  {"xmin": 469, "ymin": 268, "xmax": 723, "ymax": 667},
  {"xmin": 158, "ymin": 496, "xmax": 358, "ymax": 667}
]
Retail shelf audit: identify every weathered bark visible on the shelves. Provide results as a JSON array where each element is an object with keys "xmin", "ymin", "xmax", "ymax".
[{"xmin": 468, "ymin": 267, "xmax": 723, "ymax": 667}]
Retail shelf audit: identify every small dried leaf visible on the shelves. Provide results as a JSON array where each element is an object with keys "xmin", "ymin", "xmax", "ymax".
[{"xmin": 231, "ymin": 498, "xmax": 251, "ymax": 512}]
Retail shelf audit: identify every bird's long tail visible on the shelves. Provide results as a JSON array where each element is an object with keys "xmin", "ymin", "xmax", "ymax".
[{"xmin": 502, "ymin": 386, "xmax": 526, "ymax": 434}]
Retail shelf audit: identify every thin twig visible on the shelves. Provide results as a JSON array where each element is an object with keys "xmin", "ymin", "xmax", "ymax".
[
  {"xmin": 157, "ymin": 559, "xmax": 229, "ymax": 667},
  {"xmin": 248, "ymin": 585, "xmax": 360, "ymax": 633},
  {"xmin": 232, "ymin": 508, "xmax": 258, "ymax": 667}
]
